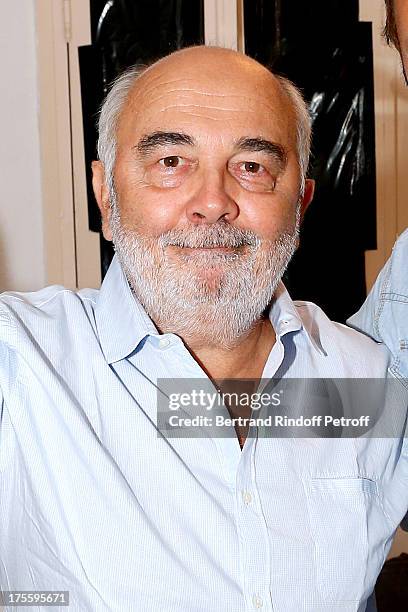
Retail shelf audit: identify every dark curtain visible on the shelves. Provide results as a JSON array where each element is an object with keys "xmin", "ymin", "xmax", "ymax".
[
  {"xmin": 79, "ymin": 0, "xmax": 204, "ymax": 277},
  {"xmin": 244, "ymin": 0, "xmax": 376, "ymax": 322}
]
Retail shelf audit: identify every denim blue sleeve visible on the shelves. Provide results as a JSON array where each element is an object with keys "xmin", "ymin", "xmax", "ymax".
[
  {"xmin": 348, "ymin": 230, "xmax": 408, "ymax": 536},
  {"xmin": 347, "ymin": 229, "xmax": 408, "ymax": 356},
  {"xmin": 346, "ymin": 256, "xmax": 391, "ymax": 342}
]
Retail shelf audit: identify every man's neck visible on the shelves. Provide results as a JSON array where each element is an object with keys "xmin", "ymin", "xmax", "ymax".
[
  {"xmin": 184, "ymin": 318, "xmax": 276, "ymax": 450},
  {"xmin": 155, "ymin": 315, "xmax": 276, "ymax": 450},
  {"xmin": 182, "ymin": 317, "xmax": 276, "ymax": 381}
]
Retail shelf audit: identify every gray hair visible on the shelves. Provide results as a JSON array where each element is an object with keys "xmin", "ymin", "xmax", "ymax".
[
  {"xmin": 97, "ymin": 64, "xmax": 148, "ymax": 192},
  {"xmin": 276, "ymin": 75, "xmax": 312, "ymax": 195},
  {"xmin": 97, "ymin": 60, "xmax": 312, "ymax": 196}
]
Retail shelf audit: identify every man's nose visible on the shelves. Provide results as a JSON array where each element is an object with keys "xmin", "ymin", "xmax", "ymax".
[{"xmin": 185, "ymin": 170, "xmax": 239, "ymax": 224}]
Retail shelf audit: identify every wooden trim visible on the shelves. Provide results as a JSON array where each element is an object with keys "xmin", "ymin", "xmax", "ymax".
[
  {"xmin": 204, "ymin": 0, "xmax": 239, "ymax": 49},
  {"xmin": 396, "ymin": 72, "xmax": 408, "ymax": 234},
  {"xmin": 35, "ymin": 0, "xmax": 76, "ymax": 288},
  {"xmin": 69, "ymin": 0, "xmax": 101, "ymax": 288},
  {"xmin": 359, "ymin": 0, "xmax": 400, "ymax": 290},
  {"xmin": 237, "ymin": 0, "xmax": 245, "ymax": 53}
]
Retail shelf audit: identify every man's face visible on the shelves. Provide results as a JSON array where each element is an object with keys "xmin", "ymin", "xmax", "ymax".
[
  {"xmin": 395, "ymin": 0, "xmax": 408, "ymax": 80},
  {"xmin": 93, "ymin": 48, "xmax": 314, "ymax": 346}
]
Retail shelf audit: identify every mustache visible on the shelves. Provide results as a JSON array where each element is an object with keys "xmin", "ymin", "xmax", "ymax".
[{"xmin": 158, "ymin": 223, "xmax": 260, "ymax": 249}]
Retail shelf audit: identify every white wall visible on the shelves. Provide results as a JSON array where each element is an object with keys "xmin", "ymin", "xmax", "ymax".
[{"xmin": 0, "ymin": 0, "xmax": 44, "ymax": 292}]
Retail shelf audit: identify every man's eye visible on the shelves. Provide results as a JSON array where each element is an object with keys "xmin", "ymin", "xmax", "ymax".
[
  {"xmin": 243, "ymin": 161, "xmax": 262, "ymax": 173},
  {"xmin": 160, "ymin": 156, "xmax": 182, "ymax": 168}
]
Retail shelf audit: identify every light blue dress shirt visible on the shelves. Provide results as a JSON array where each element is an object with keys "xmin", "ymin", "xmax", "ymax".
[{"xmin": 1, "ymin": 255, "xmax": 408, "ymax": 612}]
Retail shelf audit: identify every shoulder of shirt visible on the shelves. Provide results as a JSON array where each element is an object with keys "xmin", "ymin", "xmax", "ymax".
[
  {"xmin": 394, "ymin": 227, "xmax": 408, "ymax": 248},
  {"xmin": 292, "ymin": 299, "xmax": 390, "ymax": 369},
  {"xmin": 293, "ymin": 298, "xmax": 380, "ymax": 346},
  {"xmin": 0, "ymin": 284, "xmax": 99, "ymax": 341},
  {"xmin": 0, "ymin": 284, "xmax": 98, "ymax": 309},
  {"xmin": 388, "ymin": 228, "xmax": 408, "ymax": 284}
]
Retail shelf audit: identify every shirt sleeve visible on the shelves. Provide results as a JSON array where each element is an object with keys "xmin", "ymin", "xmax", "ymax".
[
  {"xmin": 348, "ymin": 234, "xmax": 408, "ymax": 532},
  {"xmin": 346, "ymin": 255, "xmax": 391, "ymax": 342},
  {"xmin": 347, "ymin": 228, "xmax": 408, "ymax": 345},
  {"xmin": 0, "ymin": 340, "xmax": 8, "ymax": 440},
  {"xmin": 0, "ymin": 304, "xmax": 13, "ymax": 440}
]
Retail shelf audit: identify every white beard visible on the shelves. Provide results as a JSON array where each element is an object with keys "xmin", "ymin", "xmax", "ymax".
[{"xmin": 109, "ymin": 189, "xmax": 300, "ymax": 349}]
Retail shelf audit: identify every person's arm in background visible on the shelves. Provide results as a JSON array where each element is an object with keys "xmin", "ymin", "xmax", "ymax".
[
  {"xmin": 347, "ymin": 229, "xmax": 408, "ymax": 379},
  {"xmin": 348, "ymin": 230, "xmax": 408, "ymax": 612},
  {"xmin": 347, "ymin": 252, "xmax": 392, "ymax": 343},
  {"xmin": 347, "ymin": 229, "xmax": 408, "ymax": 539}
]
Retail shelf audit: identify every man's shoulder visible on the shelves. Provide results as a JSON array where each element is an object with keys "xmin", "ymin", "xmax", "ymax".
[
  {"xmin": 293, "ymin": 298, "xmax": 390, "ymax": 374},
  {"xmin": 0, "ymin": 283, "xmax": 99, "ymax": 313},
  {"xmin": 347, "ymin": 228, "xmax": 408, "ymax": 369},
  {"xmin": 293, "ymin": 298, "xmax": 384, "ymax": 347},
  {"xmin": 0, "ymin": 284, "xmax": 99, "ymax": 343},
  {"xmin": 388, "ymin": 228, "xmax": 408, "ymax": 289},
  {"xmin": 394, "ymin": 227, "xmax": 408, "ymax": 248}
]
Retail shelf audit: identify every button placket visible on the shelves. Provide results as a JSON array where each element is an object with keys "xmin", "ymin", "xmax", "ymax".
[
  {"xmin": 242, "ymin": 490, "xmax": 253, "ymax": 506},
  {"xmin": 252, "ymin": 594, "xmax": 264, "ymax": 608},
  {"xmin": 235, "ymin": 442, "xmax": 272, "ymax": 611}
]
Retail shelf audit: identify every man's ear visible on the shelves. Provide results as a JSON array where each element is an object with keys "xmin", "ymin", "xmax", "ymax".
[
  {"xmin": 299, "ymin": 178, "xmax": 315, "ymax": 221},
  {"xmin": 92, "ymin": 160, "xmax": 113, "ymax": 241}
]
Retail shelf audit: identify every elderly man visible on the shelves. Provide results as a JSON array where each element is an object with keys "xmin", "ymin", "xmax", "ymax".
[{"xmin": 0, "ymin": 46, "xmax": 407, "ymax": 612}]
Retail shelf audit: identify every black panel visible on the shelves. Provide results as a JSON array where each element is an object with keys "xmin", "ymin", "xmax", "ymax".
[
  {"xmin": 244, "ymin": 0, "xmax": 376, "ymax": 323},
  {"xmin": 79, "ymin": 0, "xmax": 204, "ymax": 278}
]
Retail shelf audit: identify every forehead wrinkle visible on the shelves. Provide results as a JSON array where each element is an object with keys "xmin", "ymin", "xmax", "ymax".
[
  {"xmin": 128, "ymin": 71, "xmax": 283, "ymax": 104},
  {"xmin": 145, "ymin": 89, "xmax": 261, "ymax": 99},
  {"xmin": 134, "ymin": 74, "xmax": 282, "ymax": 97},
  {"xmin": 123, "ymin": 92, "xmax": 281, "ymax": 129},
  {"xmin": 152, "ymin": 106, "xmax": 292, "ymax": 140},
  {"xmin": 123, "ymin": 65, "xmax": 286, "ymax": 117},
  {"xmin": 124, "ymin": 75, "xmax": 268, "ymax": 102},
  {"xmin": 150, "ymin": 96, "xmax": 287, "ymax": 117},
  {"xmin": 120, "ymin": 75, "xmax": 293, "ymax": 148},
  {"xmin": 135, "ymin": 89, "xmax": 281, "ymax": 106},
  {"xmin": 156, "ymin": 103, "xmax": 257, "ymax": 112},
  {"xmin": 135, "ymin": 73, "xmax": 256, "ymax": 89},
  {"xmin": 153, "ymin": 110, "xmax": 268, "ymax": 127}
]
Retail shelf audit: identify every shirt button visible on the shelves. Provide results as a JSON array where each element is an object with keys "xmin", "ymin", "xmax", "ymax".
[
  {"xmin": 158, "ymin": 337, "xmax": 171, "ymax": 349},
  {"xmin": 242, "ymin": 491, "xmax": 252, "ymax": 505},
  {"xmin": 252, "ymin": 595, "xmax": 263, "ymax": 608}
]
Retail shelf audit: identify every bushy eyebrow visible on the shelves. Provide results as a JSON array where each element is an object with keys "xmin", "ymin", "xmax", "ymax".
[
  {"xmin": 135, "ymin": 132, "xmax": 287, "ymax": 170},
  {"xmin": 136, "ymin": 131, "xmax": 195, "ymax": 156},
  {"xmin": 234, "ymin": 137, "xmax": 287, "ymax": 169}
]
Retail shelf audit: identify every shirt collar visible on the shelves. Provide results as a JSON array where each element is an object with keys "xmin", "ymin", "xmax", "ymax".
[
  {"xmin": 268, "ymin": 283, "xmax": 325, "ymax": 355},
  {"xmin": 95, "ymin": 256, "xmax": 323, "ymax": 364},
  {"xmin": 95, "ymin": 255, "xmax": 158, "ymax": 364}
]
